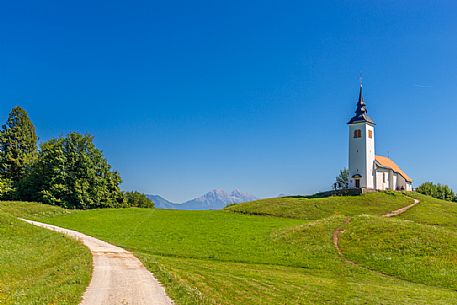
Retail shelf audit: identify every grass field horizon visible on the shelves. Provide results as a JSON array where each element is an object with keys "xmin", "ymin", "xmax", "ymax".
[{"xmin": 2, "ymin": 192, "xmax": 457, "ymax": 304}]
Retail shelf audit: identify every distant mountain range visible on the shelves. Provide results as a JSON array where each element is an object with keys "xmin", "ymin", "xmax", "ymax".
[{"xmin": 147, "ymin": 189, "xmax": 257, "ymax": 210}]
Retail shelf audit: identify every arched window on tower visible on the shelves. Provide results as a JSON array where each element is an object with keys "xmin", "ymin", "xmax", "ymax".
[{"xmin": 354, "ymin": 129, "xmax": 362, "ymax": 138}]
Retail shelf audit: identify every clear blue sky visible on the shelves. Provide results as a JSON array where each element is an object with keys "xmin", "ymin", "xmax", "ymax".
[{"xmin": 1, "ymin": 1, "xmax": 456, "ymax": 202}]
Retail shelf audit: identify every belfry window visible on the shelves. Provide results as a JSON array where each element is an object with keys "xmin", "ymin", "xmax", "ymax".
[
  {"xmin": 368, "ymin": 130, "xmax": 373, "ymax": 139},
  {"xmin": 354, "ymin": 129, "xmax": 362, "ymax": 138}
]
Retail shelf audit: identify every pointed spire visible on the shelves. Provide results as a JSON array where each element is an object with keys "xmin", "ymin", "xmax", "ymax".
[
  {"xmin": 359, "ymin": 75, "xmax": 363, "ymax": 102},
  {"xmin": 355, "ymin": 79, "xmax": 367, "ymax": 116},
  {"xmin": 347, "ymin": 78, "xmax": 375, "ymax": 125}
]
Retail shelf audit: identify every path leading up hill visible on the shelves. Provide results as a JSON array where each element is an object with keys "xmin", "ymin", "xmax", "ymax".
[
  {"xmin": 333, "ymin": 197, "xmax": 420, "ymax": 267},
  {"xmin": 383, "ymin": 198, "xmax": 420, "ymax": 217},
  {"xmin": 20, "ymin": 219, "xmax": 173, "ymax": 305}
]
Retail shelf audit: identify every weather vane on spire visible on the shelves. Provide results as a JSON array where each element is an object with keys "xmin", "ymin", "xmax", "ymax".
[{"xmin": 359, "ymin": 72, "xmax": 363, "ymax": 87}]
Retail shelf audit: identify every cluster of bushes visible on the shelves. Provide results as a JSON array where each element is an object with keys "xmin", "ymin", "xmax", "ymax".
[
  {"xmin": 0, "ymin": 106, "xmax": 154, "ymax": 209},
  {"xmin": 416, "ymin": 182, "xmax": 456, "ymax": 202},
  {"xmin": 123, "ymin": 191, "xmax": 155, "ymax": 208}
]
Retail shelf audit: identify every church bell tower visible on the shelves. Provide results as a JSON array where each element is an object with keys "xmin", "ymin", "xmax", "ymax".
[{"xmin": 348, "ymin": 81, "xmax": 375, "ymax": 189}]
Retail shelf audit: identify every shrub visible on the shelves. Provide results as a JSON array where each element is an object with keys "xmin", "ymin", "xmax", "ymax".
[
  {"xmin": 416, "ymin": 182, "xmax": 456, "ymax": 202},
  {"xmin": 124, "ymin": 191, "xmax": 155, "ymax": 208}
]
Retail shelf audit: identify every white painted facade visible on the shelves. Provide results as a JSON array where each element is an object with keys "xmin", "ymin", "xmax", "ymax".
[
  {"xmin": 348, "ymin": 122, "xmax": 375, "ymax": 189},
  {"xmin": 374, "ymin": 168, "xmax": 389, "ymax": 190},
  {"xmin": 347, "ymin": 83, "xmax": 413, "ymax": 192}
]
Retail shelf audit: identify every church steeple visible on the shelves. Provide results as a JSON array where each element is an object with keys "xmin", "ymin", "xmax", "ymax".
[
  {"xmin": 356, "ymin": 81, "xmax": 366, "ymax": 114},
  {"xmin": 347, "ymin": 80, "xmax": 375, "ymax": 125},
  {"xmin": 347, "ymin": 78, "xmax": 376, "ymax": 190}
]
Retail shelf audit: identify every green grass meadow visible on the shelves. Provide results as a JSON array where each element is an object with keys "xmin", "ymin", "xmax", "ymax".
[
  {"xmin": 0, "ymin": 207, "xmax": 91, "ymax": 305},
  {"xmin": 1, "ymin": 192, "xmax": 457, "ymax": 304}
]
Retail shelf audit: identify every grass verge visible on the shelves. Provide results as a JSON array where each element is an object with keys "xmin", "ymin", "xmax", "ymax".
[{"xmin": 0, "ymin": 206, "xmax": 91, "ymax": 305}]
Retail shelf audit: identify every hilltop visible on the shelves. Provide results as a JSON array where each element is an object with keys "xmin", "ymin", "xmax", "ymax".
[{"xmin": 226, "ymin": 192, "xmax": 410, "ymax": 219}]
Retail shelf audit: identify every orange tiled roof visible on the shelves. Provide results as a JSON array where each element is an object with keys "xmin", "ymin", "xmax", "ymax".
[{"xmin": 375, "ymin": 155, "xmax": 413, "ymax": 182}]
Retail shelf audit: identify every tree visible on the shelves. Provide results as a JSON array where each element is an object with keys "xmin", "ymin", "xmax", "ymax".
[
  {"xmin": 416, "ymin": 182, "xmax": 455, "ymax": 202},
  {"xmin": 124, "ymin": 191, "xmax": 155, "ymax": 208},
  {"xmin": 0, "ymin": 106, "xmax": 37, "ymax": 189},
  {"xmin": 415, "ymin": 182, "xmax": 434, "ymax": 197},
  {"xmin": 334, "ymin": 168, "xmax": 350, "ymax": 190},
  {"xmin": 25, "ymin": 133, "xmax": 124, "ymax": 209},
  {"xmin": 436, "ymin": 184, "xmax": 455, "ymax": 201}
]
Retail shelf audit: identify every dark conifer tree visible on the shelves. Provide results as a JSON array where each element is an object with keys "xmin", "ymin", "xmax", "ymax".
[{"xmin": 0, "ymin": 106, "xmax": 37, "ymax": 197}]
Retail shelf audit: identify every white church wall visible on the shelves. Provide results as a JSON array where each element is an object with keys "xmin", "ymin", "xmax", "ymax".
[
  {"xmin": 388, "ymin": 169, "xmax": 394, "ymax": 190},
  {"xmin": 396, "ymin": 175, "xmax": 412, "ymax": 191},
  {"xmin": 348, "ymin": 122, "xmax": 375, "ymax": 189},
  {"xmin": 364, "ymin": 124, "xmax": 375, "ymax": 189},
  {"xmin": 375, "ymin": 168, "xmax": 389, "ymax": 190},
  {"xmin": 348, "ymin": 124, "xmax": 365, "ymax": 188},
  {"xmin": 392, "ymin": 173, "xmax": 398, "ymax": 191},
  {"xmin": 375, "ymin": 167, "xmax": 412, "ymax": 191}
]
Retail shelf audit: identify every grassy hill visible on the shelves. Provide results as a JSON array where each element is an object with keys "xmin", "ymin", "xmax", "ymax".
[
  {"xmin": 1, "ymin": 192, "xmax": 457, "ymax": 304},
  {"xmin": 0, "ymin": 203, "xmax": 91, "ymax": 305},
  {"xmin": 225, "ymin": 192, "xmax": 412, "ymax": 219}
]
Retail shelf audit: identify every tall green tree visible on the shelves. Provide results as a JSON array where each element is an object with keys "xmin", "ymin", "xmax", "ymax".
[
  {"xmin": 0, "ymin": 106, "xmax": 37, "ymax": 184},
  {"xmin": 334, "ymin": 168, "xmax": 350, "ymax": 190},
  {"xmin": 26, "ymin": 132, "xmax": 124, "ymax": 209}
]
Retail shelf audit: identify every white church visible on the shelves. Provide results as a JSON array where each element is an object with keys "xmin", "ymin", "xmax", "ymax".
[{"xmin": 347, "ymin": 82, "xmax": 413, "ymax": 192}]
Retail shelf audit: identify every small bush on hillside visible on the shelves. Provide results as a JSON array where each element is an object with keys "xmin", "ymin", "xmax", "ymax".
[
  {"xmin": 416, "ymin": 182, "xmax": 456, "ymax": 202},
  {"xmin": 124, "ymin": 191, "xmax": 155, "ymax": 208}
]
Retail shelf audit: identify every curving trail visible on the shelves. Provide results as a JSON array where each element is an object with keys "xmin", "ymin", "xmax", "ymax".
[
  {"xmin": 332, "ymin": 217, "xmax": 354, "ymax": 265},
  {"xmin": 21, "ymin": 218, "xmax": 174, "ymax": 305},
  {"xmin": 333, "ymin": 196, "xmax": 420, "ymax": 265},
  {"xmin": 383, "ymin": 198, "xmax": 420, "ymax": 217}
]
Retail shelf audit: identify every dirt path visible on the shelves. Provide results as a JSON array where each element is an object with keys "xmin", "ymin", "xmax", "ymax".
[
  {"xmin": 332, "ymin": 217, "xmax": 356, "ymax": 266},
  {"xmin": 383, "ymin": 198, "xmax": 420, "ymax": 217},
  {"xmin": 21, "ymin": 219, "xmax": 174, "ymax": 305},
  {"xmin": 333, "ymin": 196, "xmax": 420, "ymax": 265}
]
